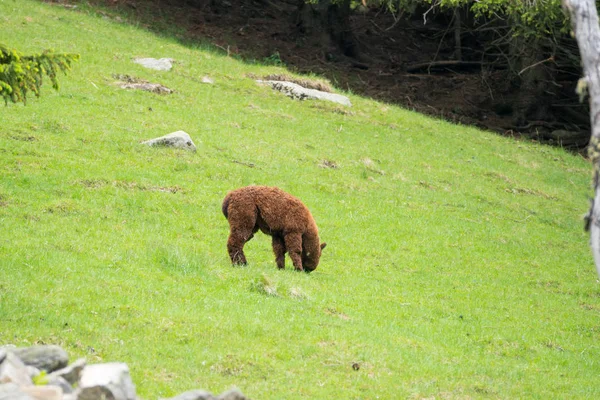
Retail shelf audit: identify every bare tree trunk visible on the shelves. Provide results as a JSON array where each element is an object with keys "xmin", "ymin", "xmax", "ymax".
[
  {"xmin": 296, "ymin": 0, "xmax": 360, "ymax": 59},
  {"xmin": 453, "ymin": 8, "xmax": 462, "ymax": 61},
  {"xmin": 512, "ymin": 37, "xmax": 552, "ymax": 126},
  {"xmin": 562, "ymin": 0, "xmax": 600, "ymax": 277},
  {"xmin": 327, "ymin": 0, "xmax": 359, "ymax": 58}
]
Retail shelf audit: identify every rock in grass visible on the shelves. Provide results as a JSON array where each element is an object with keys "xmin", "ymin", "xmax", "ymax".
[
  {"xmin": 77, "ymin": 362, "xmax": 136, "ymax": 400},
  {"xmin": 120, "ymin": 82, "xmax": 173, "ymax": 94},
  {"xmin": 113, "ymin": 74, "xmax": 173, "ymax": 94},
  {"xmin": 257, "ymin": 80, "xmax": 351, "ymax": 106},
  {"xmin": 12, "ymin": 345, "xmax": 68, "ymax": 373},
  {"xmin": 160, "ymin": 388, "xmax": 248, "ymax": 400},
  {"xmin": 160, "ymin": 389, "xmax": 217, "ymax": 400},
  {"xmin": 134, "ymin": 57, "xmax": 174, "ymax": 71},
  {"xmin": 142, "ymin": 131, "xmax": 197, "ymax": 152},
  {"xmin": 218, "ymin": 388, "xmax": 248, "ymax": 400}
]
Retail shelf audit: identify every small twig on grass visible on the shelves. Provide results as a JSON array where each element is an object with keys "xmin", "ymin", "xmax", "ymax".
[
  {"xmin": 213, "ymin": 43, "xmax": 230, "ymax": 57},
  {"xmin": 232, "ymin": 160, "xmax": 256, "ymax": 168},
  {"xmin": 406, "ymin": 60, "xmax": 483, "ymax": 73}
]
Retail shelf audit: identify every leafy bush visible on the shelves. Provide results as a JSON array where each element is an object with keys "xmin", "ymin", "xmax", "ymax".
[{"xmin": 0, "ymin": 44, "xmax": 79, "ymax": 105}]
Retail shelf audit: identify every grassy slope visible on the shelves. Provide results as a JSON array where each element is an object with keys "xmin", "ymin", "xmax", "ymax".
[{"xmin": 1, "ymin": 1, "xmax": 598, "ymax": 398}]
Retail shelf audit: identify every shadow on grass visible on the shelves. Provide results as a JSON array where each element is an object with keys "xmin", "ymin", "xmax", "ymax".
[{"xmin": 40, "ymin": 0, "xmax": 517, "ymax": 134}]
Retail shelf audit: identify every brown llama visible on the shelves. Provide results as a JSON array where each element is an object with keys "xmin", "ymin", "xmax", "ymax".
[{"xmin": 222, "ymin": 185, "xmax": 326, "ymax": 272}]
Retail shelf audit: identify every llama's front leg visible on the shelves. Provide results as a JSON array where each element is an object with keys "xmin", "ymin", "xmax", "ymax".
[
  {"xmin": 283, "ymin": 233, "xmax": 303, "ymax": 271},
  {"xmin": 272, "ymin": 235, "xmax": 286, "ymax": 269}
]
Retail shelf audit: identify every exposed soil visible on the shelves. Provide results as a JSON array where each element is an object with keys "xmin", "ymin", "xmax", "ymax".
[{"xmin": 55, "ymin": 0, "xmax": 589, "ymax": 148}]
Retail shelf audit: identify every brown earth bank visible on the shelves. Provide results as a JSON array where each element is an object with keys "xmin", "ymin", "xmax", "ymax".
[{"xmin": 48, "ymin": 0, "xmax": 591, "ymax": 150}]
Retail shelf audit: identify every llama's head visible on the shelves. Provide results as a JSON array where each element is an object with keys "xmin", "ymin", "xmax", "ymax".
[{"xmin": 302, "ymin": 242, "xmax": 327, "ymax": 272}]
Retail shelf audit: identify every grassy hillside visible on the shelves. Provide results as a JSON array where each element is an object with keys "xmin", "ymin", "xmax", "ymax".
[{"xmin": 1, "ymin": 1, "xmax": 599, "ymax": 398}]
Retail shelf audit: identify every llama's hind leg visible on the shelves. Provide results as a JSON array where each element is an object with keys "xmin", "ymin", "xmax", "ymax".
[
  {"xmin": 283, "ymin": 233, "xmax": 303, "ymax": 271},
  {"xmin": 271, "ymin": 235, "xmax": 286, "ymax": 269},
  {"xmin": 227, "ymin": 232, "xmax": 250, "ymax": 265},
  {"xmin": 226, "ymin": 208, "xmax": 258, "ymax": 266}
]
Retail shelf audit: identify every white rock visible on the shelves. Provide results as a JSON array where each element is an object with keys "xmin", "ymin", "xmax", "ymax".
[
  {"xmin": 257, "ymin": 80, "xmax": 351, "ymax": 106},
  {"xmin": 134, "ymin": 57, "xmax": 174, "ymax": 71},
  {"xmin": 142, "ymin": 131, "xmax": 197, "ymax": 152},
  {"xmin": 0, "ymin": 351, "xmax": 32, "ymax": 386},
  {"xmin": 77, "ymin": 363, "xmax": 136, "ymax": 400}
]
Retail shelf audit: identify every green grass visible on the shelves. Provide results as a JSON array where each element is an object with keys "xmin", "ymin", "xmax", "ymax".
[{"xmin": 1, "ymin": 1, "xmax": 599, "ymax": 398}]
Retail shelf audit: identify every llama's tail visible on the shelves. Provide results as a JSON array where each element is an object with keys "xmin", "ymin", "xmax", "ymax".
[{"xmin": 222, "ymin": 193, "xmax": 231, "ymax": 219}]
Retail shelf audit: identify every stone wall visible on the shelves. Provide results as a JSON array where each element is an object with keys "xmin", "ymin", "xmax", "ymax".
[{"xmin": 0, "ymin": 345, "xmax": 248, "ymax": 400}]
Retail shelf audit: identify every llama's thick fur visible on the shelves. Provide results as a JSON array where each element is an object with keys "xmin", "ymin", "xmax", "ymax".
[{"xmin": 222, "ymin": 186, "xmax": 326, "ymax": 272}]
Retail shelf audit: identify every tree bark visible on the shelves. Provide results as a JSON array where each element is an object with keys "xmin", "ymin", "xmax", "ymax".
[
  {"xmin": 453, "ymin": 8, "xmax": 462, "ymax": 61},
  {"xmin": 327, "ymin": 0, "xmax": 359, "ymax": 58},
  {"xmin": 512, "ymin": 37, "xmax": 552, "ymax": 126},
  {"xmin": 296, "ymin": 0, "xmax": 360, "ymax": 59},
  {"xmin": 562, "ymin": 0, "xmax": 600, "ymax": 277}
]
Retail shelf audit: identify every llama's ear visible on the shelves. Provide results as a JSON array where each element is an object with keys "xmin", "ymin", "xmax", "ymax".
[{"xmin": 320, "ymin": 242, "xmax": 327, "ymax": 250}]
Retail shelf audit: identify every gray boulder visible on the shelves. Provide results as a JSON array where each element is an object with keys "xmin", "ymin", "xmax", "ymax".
[
  {"xmin": 77, "ymin": 362, "xmax": 136, "ymax": 400},
  {"xmin": 257, "ymin": 80, "xmax": 351, "ymax": 106},
  {"xmin": 142, "ymin": 131, "xmax": 197, "ymax": 152},
  {"xmin": 134, "ymin": 57, "xmax": 173, "ymax": 71},
  {"xmin": 12, "ymin": 345, "xmax": 68, "ymax": 373}
]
